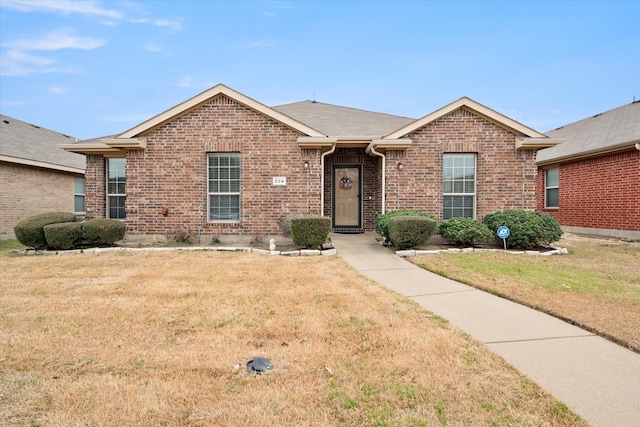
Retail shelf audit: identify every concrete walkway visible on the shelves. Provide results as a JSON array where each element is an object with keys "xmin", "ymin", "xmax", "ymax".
[{"xmin": 330, "ymin": 232, "xmax": 640, "ymax": 427}]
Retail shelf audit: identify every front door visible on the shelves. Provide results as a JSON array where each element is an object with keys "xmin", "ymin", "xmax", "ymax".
[{"xmin": 333, "ymin": 165, "xmax": 361, "ymax": 231}]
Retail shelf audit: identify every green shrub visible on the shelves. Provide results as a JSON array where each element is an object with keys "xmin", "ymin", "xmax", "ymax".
[
  {"xmin": 376, "ymin": 210, "xmax": 437, "ymax": 238},
  {"xmin": 43, "ymin": 222, "xmax": 83, "ymax": 250},
  {"xmin": 439, "ymin": 217, "xmax": 494, "ymax": 247},
  {"xmin": 535, "ymin": 211, "xmax": 564, "ymax": 244},
  {"xmin": 291, "ymin": 217, "xmax": 331, "ymax": 248},
  {"xmin": 14, "ymin": 212, "xmax": 77, "ymax": 249},
  {"xmin": 388, "ymin": 216, "xmax": 438, "ymax": 250},
  {"xmin": 83, "ymin": 219, "xmax": 126, "ymax": 246},
  {"xmin": 483, "ymin": 210, "xmax": 563, "ymax": 249}
]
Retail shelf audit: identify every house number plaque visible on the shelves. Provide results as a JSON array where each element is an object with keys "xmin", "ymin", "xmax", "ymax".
[{"xmin": 272, "ymin": 177, "xmax": 287, "ymax": 186}]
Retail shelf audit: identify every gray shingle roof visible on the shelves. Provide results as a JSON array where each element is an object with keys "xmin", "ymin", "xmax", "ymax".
[
  {"xmin": 537, "ymin": 101, "xmax": 640, "ymax": 163},
  {"xmin": 0, "ymin": 114, "xmax": 86, "ymax": 170},
  {"xmin": 272, "ymin": 100, "xmax": 415, "ymax": 138}
]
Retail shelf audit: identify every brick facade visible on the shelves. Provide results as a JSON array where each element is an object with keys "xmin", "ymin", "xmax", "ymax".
[
  {"xmin": 0, "ymin": 162, "xmax": 82, "ymax": 237},
  {"xmin": 537, "ymin": 149, "xmax": 640, "ymax": 232},
  {"xmin": 385, "ymin": 108, "xmax": 538, "ymax": 221},
  {"xmin": 87, "ymin": 95, "xmax": 323, "ymax": 239},
  {"xmin": 82, "ymin": 96, "xmax": 543, "ymax": 239}
]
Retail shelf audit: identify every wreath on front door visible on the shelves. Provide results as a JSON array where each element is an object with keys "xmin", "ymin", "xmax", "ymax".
[{"xmin": 339, "ymin": 176, "xmax": 353, "ymax": 190}]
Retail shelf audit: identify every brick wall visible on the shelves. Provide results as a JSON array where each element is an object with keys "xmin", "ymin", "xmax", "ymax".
[
  {"xmin": 0, "ymin": 162, "xmax": 80, "ymax": 237},
  {"xmin": 84, "ymin": 154, "xmax": 105, "ymax": 218},
  {"xmin": 538, "ymin": 150, "xmax": 640, "ymax": 231},
  {"xmin": 385, "ymin": 108, "xmax": 538, "ymax": 221},
  {"xmin": 117, "ymin": 95, "xmax": 322, "ymax": 239}
]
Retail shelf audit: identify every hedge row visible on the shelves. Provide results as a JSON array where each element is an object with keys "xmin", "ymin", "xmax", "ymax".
[
  {"xmin": 377, "ymin": 209, "xmax": 563, "ymax": 250},
  {"xmin": 14, "ymin": 212, "xmax": 125, "ymax": 250}
]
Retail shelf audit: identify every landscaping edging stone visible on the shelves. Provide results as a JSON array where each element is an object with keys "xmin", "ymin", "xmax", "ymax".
[
  {"xmin": 25, "ymin": 246, "xmax": 338, "ymax": 257},
  {"xmin": 396, "ymin": 247, "xmax": 569, "ymax": 257}
]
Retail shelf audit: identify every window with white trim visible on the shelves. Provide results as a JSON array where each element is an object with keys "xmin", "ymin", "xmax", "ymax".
[
  {"xmin": 545, "ymin": 167, "xmax": 559, "ymax": 208},
  {"xmin": 443, "ymin": 154, "xmax": 476, "ymax": 219},
  {"xmin": 74, "ymin": 177, "xmax": 85, "ymax": 213},
  {"xmin": 107, "ymin": 158, "xmax": 126, "ymax": 219},
  {"xmin": 208, "ymin": 153, "xmax": 240, "ymax": 221}
]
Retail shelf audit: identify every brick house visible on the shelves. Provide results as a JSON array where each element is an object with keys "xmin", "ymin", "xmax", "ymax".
[
  {"xmin": 1, "ymin": 115, "xmax": 86, "ymax": 239},
  {"xmin": 536, "ymin": 100, "xmax": 640, "ymax": 240},
  {"xmin": 61, "ymin": 84, "xmax": 559, "ymax": 243}
]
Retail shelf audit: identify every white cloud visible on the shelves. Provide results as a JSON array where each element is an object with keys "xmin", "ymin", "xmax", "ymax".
[
  {"xmin": 4, "ymin": 28, "xmax": 106, "ymax": 51},
  {"xmin": 151, "ymin": 18, "xmax": 183, "ymax": 31},
  {"xmin": 1, "ymin": 1, "xmax": 183, "ymax": 31},
  {"xmin": 176, "ymin": 75, "xmax": 196, "ymax": 88},
  {"xmin": 6, "ymin": 48, "xmax": 54, "ymax": 65},
  {"xmin": 48, "ymin": 86, "xmax": 67, "ymax": 94},
  {"xmin": 143, "ymin": 43, "xmax": 164, "ymax": 53},
  {"xmin": 0, "ymin": 0, "xmax": 122, "ymax": 19},
  {"xmin": 130, "ymin": 17, "xmax": 183, "ymax": 31}
]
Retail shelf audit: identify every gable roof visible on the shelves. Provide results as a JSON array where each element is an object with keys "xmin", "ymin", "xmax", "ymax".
[
  {"xmin": 384, "ymin": 97, "xmax": 549, "ymax": 140},
  {"xmin": 537, "ymin": 100, "xmax": 640, "ymax": 165},
  {"xmin": 120, "ymin": 84, "xmax": 326, "ymax": 139},
  {"xmin": 272, "ymin": 101, "xmax": 415, "ymax": 138},
  {"xmin": 60, "ymin": 85, "xmax": 557, "ymax": 155},
  {"xmin": 0, "ymin": 114, "xmax": 85, "ymax": 173}
]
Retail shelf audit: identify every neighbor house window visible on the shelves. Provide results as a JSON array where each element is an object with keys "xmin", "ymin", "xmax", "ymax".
[
  {"xmin": 107, "ymin": 158, "xmax": 126, "ymax": 219},
  {"xmin": 443, "ymin": 154, "xmax": 476, "ymax": 219},
  {"xmin": 545, "ymin": 167, "xmax": 559, "ymax": 208},
  {"xmin": 208, "ymin": 153, "xmax": 240, "ymax": 221},
  {"xmin": 74, "ymin": 177, "xmax": 85, "ymax": 213}
]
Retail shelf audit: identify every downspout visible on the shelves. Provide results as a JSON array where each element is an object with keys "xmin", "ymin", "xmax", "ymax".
[
  {"xmin": 320, "ymin": 143, "xmax": 337, "ymax": 216},
  {"xmin": 367, "ymin": 143, "xmax": 386, "ymax": 215}
]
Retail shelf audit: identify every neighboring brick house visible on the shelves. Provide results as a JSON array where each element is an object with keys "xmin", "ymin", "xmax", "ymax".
[
  {"xmin": 536, "ymin": 101, "xmax": 640, "ymax": 240},
  {"xmin": 61, "ymin": 84, "xmax": 559, "ymax": 243},
  {"xmin": 0, "ymin": 115, "xmax": 86, "ymax": 239}
]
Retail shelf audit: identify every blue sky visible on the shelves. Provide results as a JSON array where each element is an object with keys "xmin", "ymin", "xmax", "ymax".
[{"xmin": 1, "ymin": 0, "xmax": 638, "ymax": 140}]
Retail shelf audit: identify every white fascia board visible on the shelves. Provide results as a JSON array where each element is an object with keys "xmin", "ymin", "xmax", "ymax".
[
  {"xmin": 385, "ymin": 97, "xmax": 548, "ymax": 139},
  {"xmin": 1, "ymin": 155, "xmax": 84, "ymax": 174},
  {"xmin": 59, "ymin": 142, "xmax": 121, "ymax": 155},
  {"xmin": 102, "ymin": 137, "xmax": 147, "ymax": 149},
  {"xmin": 515, "ymin": 137, "xmax": 564, "ymax": 150},
  {"xmin": 536, "ymin": 142, "xmax": 639, "ymax": 165},
  {"xmin": 370, "ymin": 138, "xmax": 413, "ymax": 150}
]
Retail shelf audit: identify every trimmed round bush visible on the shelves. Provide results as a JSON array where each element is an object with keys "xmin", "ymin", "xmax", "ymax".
[
  {"xmin": 535, "ymin": 211, "xmax": 564, "ymax": 244},
  {"xmin": 83, "ymin": 218, "xmax": 126, "ymax": 245},
  {"xmin": 376, "ymin": 210, "xmax": 437, "ymax": 238},
  {"xmin": 291, "ymin": 217, "xmax": 331, "ymax": 248},
  {"xmin": 439, "ymin": 217, "xmax": 494, "ymax": 247},
  {"xmin": 388, "ymin": 216, "xmax": 437, "ymax": 250},
  {"xmin": 14, "ymin": 212, "xmax": 77, "ymax": 249},
  {"xmin": 44, "ymin": 222, "xmax": 83, "ymax": 250},
  {"xmin": 483, "ymin": 210, "xmax": 563, "ymax": 249}
]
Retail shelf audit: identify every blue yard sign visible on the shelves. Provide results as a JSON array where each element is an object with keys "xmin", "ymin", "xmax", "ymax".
[{"xmin": 497, "ymin": 226, "xmax": 510, "ymax": 250}]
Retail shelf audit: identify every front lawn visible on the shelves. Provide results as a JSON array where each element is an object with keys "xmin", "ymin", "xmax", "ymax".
[
  {"xmin": 410, "ymin": 234, "xmax": 640, "ymax": 352},
  {"xmin": 0, "ymin": 251, "xmax": 585, "ymax": 426}
]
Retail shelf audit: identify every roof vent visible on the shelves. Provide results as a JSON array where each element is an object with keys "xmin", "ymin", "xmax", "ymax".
[
  {"xmin": 31, "ymin": 124, "xmax": 41, "ymax": 129},
  {"xmin": 2, "ymin": 120, "xmax": 9, "ymax": 124},
  {"xmin": 592, "ymin": 113, "xmax": 602, "ymax": 118}
]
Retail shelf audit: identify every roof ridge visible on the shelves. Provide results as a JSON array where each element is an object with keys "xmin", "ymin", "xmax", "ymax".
[{"xmin": 272, "ymin": 100, "xmax": 415, "ymax": 120}]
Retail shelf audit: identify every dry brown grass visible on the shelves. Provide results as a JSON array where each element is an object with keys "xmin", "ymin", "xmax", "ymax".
[
  {"xmin": 1, "ymin": 251, "xmax": 585, "ymax": 426},
  {"xmin": 411, "ymin": 234, "xmax": 640, "ymax": 352}
]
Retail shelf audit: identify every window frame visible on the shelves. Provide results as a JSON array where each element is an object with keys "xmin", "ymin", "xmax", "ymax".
[
  {"xmin": 207, "ymin": 153, "xmax": 241, "ymax": 222},
  {"xmin": 74, "ymin": 177, "xmax": 85, "ymax": 214},
  {"xmin": 442, "ymin": 153, "xmax": 477, "ymax": 220},
  {"xmin": 106, "ymin": 158, "xmax": 126, "ymax": 220},
  {"xmin": 544, "ymin": 167, "xmax": 560, "ymax": 209}
]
